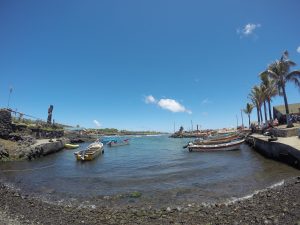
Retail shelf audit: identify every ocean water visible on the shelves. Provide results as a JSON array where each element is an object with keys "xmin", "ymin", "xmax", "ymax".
[{"xmin": 0, "ymin": 135, "xmax": 299, "ymax": 206}]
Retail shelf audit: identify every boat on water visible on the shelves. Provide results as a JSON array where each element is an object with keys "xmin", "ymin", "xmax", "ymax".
[
  {"xmin": 64, "ymin": 143, "xmax": 80, "ymax": 149},
  {"xmin": 108, "ymin": 139, "xmax": 130, "ymax": 147},
  {"xmin": 187, "ymin": 138, "xmax": 245, "ymax": 152},
  {"xmin": 100, "ymin": 137, "xmax": 119, "ymax": 145},
  {"xmin": 193, "ymin": 133, "xmax": 240, "ymax": 145},
  {"xmin": 74, "ymin": 140, "xmax": 104, "ymax": 161}
]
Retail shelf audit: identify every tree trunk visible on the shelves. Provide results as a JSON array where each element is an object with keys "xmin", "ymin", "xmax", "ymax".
[
  {"xmin": 267, "ymin": 99, "xmax": 273, "ymax": 121},
  {"xmin": 263, "ymin": 101, "xmax": 268, "ymax": 123},
  {"xmin": 282, "ymin": 85, "xmax": 293, "ymax": 127},
  {"xmin": 248, "ymin": 114, "xmax": 250, "ymax": 128},
  {"xmin": 260, "ymin": 107, "xmax": 263, "ymax": 124},
  {"xmin": 256, "ymin": 107, "xmax": 260, "ymax": 125}
]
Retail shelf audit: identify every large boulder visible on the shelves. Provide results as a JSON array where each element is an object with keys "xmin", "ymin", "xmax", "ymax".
[
  {"xmin": 0, "ymin": 144, "xmax": 9, "ymax": 159},
  {"xmin": 0, "ymin": 109, "xmax": 12, "ymax": 139}
]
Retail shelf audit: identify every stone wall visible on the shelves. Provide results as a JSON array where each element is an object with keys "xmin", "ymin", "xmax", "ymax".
[
  {"xmin": 0, "ymin": 109, "xmax": 12, "ymax": 139},
  {"xmin": 246, "ymin": 136, "xmax": 300, "ymax": 169},
  {"xmin": 270, "ymin": 127, "xmax": 299, "ymax": 137}
]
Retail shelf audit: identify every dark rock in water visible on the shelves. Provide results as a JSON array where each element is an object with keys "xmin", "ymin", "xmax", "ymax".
[{"xmin": 70, "ymin": 138, "xmax": 85, "ymax": 143}]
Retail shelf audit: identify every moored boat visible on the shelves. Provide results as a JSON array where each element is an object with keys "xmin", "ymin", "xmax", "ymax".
[
  {"xmin": 193, "ymin": 133, "xmax": 240, "ymax": 145},
  {"xmin": 74, "ymin": 140, "xmax": 104, "ymax": 161},
  {"xmin": 65, "ymin": 143, "xmax": 80, "ymax": 149},
  {"xmin": 187, "ymin": 139, "xmax": 245, "ymax": 152},
  {"xmin": 108, "ymin": 139, "xmax": 129, "ymax": 147}
]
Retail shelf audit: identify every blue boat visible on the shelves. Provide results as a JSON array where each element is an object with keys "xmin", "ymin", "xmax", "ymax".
[{"xmin": 107, "ymin": 139, "xmax": 130, "ymax": 147}]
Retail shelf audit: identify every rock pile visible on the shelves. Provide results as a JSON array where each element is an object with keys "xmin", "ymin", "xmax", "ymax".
[
  {"xmin": 0, "ymin": 109, "xmax": 12, "ymax": 139},
  {"xmin": 0, "ymin": 144, "xmax": 9, "ymax": 159}
]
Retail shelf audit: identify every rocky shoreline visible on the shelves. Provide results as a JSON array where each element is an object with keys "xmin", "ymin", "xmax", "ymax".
[{"xmin": 0, "ymin": 177, "xmax": 300, "ymax": 225}]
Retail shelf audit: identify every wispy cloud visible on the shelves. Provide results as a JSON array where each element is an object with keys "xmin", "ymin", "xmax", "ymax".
[
  {"xmin": 93, "ymin": 120, "xmax": 101, "ymax": 127},
  {"xmin": 145, "ymin": 95, "xmax": 192, "ymax": 114},
  {"xmin": 297, "ymin": 46, "xmax": 300, "ymax": 54},
  {"xmin": 237, "ymin": 23, "xmax": 261, "ymax": 38},
  {"xmin": 201, "ymin": 98, "xmax": 213, "ymax": 104},
  {"xmin": 144, "ymin": 95, "xmax": 157, "ymax": 104}
]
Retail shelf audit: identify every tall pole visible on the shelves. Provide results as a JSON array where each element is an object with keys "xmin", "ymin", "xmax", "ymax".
[
  {"xmin": 236, "ymin": 115, "xmax": 239, "ymax": 128},
  {"xmin": 241, "ymin": 109, "xmax": 244, "ymax": 128},
  {"xmin": 7, "ymin": 86, "xmax": 13, "ymax": 108},
  {"xmin": 191, "ymin": 120, "xmax": 193, "ymax": 132}
]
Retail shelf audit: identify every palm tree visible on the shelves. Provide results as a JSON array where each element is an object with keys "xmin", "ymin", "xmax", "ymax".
[
  {"xmin": 243, "ymin": 103, "xmax": 254, "ymax": 128},
  {"xmin": 261, "ymin": 51, "xmax": 300, "ymax": 127},
  {"xmin": 249, "ymin": 85, "xmax": 263, "ymax": 126},
  {"xmin": 260, "ymin": 84, "xmax": 268, "ymax": 123},
  {"xmin": 260, "ymin": 73, "xmax": 278, "ymax": 121}
]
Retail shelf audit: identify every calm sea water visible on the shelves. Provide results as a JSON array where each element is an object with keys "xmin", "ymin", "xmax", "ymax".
[{"xmin": 0, "ymin": 135, "xmax": 299, "ymax": 206}]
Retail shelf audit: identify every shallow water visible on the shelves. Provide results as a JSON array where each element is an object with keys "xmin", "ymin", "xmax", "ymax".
[{"xmin": 0, "ymin": 135, "xmax": 299, "ymax": 206}]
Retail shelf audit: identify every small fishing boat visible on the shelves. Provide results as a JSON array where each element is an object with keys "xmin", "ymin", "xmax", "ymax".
[
  {"xmin": 193, "ymin": 133, "xmax": 240, "ymax": 145},
  {"xmin": 187, "ymin": 139, "xmax": 245, "ymax": 152},
  {"xmin": 65, "ymin": 143, "xmax": 80, "ymax": 149},
  {"xmin": 100, "ymin": 137, "xmax": 118, "ymax": 145},
  {"xmin": 74, "ymin": 140, "xmax": 104, "ymax": 161},
  {"xmin": 108, "ymin": 139, "xmax": 130, "ymax": 147}
]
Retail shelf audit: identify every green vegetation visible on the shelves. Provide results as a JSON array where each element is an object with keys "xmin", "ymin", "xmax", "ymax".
[
  {"xmin": 85, "ymin": 128, "xmax": 162, "ymax": 136},
  {"xmin": 249, "ymin": 85, "xmax": 263, "ymax": 126},
  {"xmin": 88, "ymin": 128, "xmax": 119, "ymax": 135},
  {"xmin": 248, "ymin": 50, "xmax": 300, "ymax": 127},
  {"xmin": 120, "ymin": 130, "xmax": 162, "ymax": 135},
  {"xmin": 129, "ymin": 191, "xmax": 142, "ymax": 198},
  {"xmin": 12, "ymin": 116, "xmax": 64, "ymax": 131},
  {"xmin": 243, "ymin": 103, "xmax": 254, "ymax": 127}
]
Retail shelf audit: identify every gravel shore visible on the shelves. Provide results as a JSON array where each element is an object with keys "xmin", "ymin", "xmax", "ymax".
[{"xmin": 1, "ymin": 177, "xmax": 300, "ymax": 225}]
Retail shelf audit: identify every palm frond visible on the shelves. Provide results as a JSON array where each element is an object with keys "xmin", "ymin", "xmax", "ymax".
[
  {"xmin": 285, "ymin": 60, "xmax": 296, "ymax": 67},
  {"xmin": 286, "ymin": 70, "xmax": 300, "ymax": 79},
  {"xmin": 289, "ymin": 77, "xmax": 300, "ymax": 89},
  {"xmin": 265, "ymin": 69, "xmax": 278, "ymax": 79}
]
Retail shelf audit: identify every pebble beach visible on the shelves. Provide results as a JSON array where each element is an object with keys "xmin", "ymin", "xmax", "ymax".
[{"xmin": 1, "ymin": 177, "xmax": 300, "ymax": 225}]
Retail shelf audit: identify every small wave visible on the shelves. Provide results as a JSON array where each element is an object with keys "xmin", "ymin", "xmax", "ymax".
[{"xmin": 225, "ymin": 180, "xmax": 285, "ymax": 205}]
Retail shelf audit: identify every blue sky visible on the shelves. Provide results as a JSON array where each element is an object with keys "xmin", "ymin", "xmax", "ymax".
[{"xmin": 1, "ymin": 0, "xmax": 300, "ymax": 132}]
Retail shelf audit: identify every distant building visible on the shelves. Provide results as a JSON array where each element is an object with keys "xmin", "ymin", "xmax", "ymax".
[{"xmin": 273, "ymin": 103, "xmax": 300, "ymax": 123}]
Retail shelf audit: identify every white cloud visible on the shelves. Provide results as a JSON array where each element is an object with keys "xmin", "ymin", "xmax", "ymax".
[
  {"xmin": 145, "ymin": 95, "xmax": 156, "ymax": 104},
  {"xmin": 237, "ymin": 23, "xmax": 261, "ymax": 37},
  {"xmin": 145, "ymin": 95, "xmax": 192, "ymax": 114},
  {"xmin": 297, "ymin": 46, "xmax": 300, "ymax": 54},
  {"xmin": 158, "ymin": 98, "xmax": 192, "ymax": 114},
  {"xmin": 201, "ymin": 98, "xmax": 213, "ymax": 104},
  {"xmin": 93, "ymin": 120, "xmax": 101, "ymax": 127}
]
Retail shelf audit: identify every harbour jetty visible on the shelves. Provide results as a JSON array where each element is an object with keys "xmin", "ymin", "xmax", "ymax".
[{"xmin": 246, "ymin": 124, "xmax": 300, "ymax": 169}]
